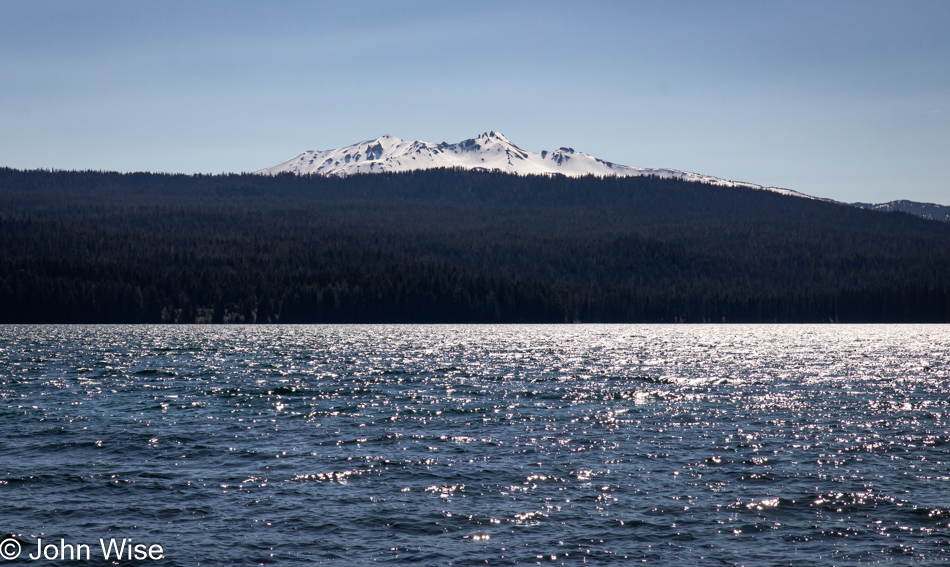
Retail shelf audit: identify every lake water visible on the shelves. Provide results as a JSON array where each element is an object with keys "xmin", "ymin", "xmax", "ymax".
[{"xmin": 1, "ymin": 324, "xmax": 949, "ymax": 565}]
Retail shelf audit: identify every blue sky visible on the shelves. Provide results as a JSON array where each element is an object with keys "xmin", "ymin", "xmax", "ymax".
[{"xmin": 2, "ymin": 0, "xmax": 948, "ymax": 204}]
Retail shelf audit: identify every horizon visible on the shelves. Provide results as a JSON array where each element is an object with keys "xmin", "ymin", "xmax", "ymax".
[{"xmin": 2, "ymin": 0, "xmax": 948, "ymax": 205}]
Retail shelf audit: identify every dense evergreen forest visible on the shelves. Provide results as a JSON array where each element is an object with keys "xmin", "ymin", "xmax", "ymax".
[{"xmin": 1, "ymin": 166, "xmax": 949, "ymax": 323}]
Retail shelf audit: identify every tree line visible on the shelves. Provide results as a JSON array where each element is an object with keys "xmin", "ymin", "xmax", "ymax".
[{"xmin": 1, "ymin": 167, "xmax": 949, "ymax": 323}]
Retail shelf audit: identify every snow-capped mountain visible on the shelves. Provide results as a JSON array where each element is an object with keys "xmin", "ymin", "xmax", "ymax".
[{"xmin": 256, "ymin": 132, "xmax": 809, "ymax": 198}]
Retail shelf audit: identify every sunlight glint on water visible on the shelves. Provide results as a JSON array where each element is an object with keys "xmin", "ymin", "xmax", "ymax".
[{"xmin": 1, "ymin": 324, "xmax": 948, "ymax": 565}]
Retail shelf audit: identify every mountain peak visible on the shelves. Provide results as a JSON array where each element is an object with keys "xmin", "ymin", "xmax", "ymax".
[
  {"xmin": 478, "ymin": 131, "xmax": 511, "ymax": 143},
  {"xmin": 256, "ymin": 132, "xmax": 808, "ymax": 198}
]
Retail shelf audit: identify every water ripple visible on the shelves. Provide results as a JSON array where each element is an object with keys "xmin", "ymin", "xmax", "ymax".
[{"xmin": 1, "ymin": 324, "xmax": 949, "ymax": 564}]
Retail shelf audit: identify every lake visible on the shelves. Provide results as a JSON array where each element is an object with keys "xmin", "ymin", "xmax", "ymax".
[{"xmin": 2, "ymin": 324, "xmax": 948, "ymax": 565}]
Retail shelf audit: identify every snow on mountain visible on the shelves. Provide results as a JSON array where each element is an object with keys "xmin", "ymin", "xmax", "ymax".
[
  {"xmin": 256, "ymin": 132, "xmax": 810, "ymax": 198},
  {"xmin": 852, "ymin": 200, "xmax": 950, "ymax": 223}
]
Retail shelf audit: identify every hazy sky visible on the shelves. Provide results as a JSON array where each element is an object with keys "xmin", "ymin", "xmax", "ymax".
[{"xmin": 2, "ymin": 0, "xmax": 948, "ymax": 204}]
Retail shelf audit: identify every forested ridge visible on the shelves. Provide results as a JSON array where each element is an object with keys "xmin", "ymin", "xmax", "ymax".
[{"xmin": 1, "ymin": 166, "xmax": 949, "ymax": 323}]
